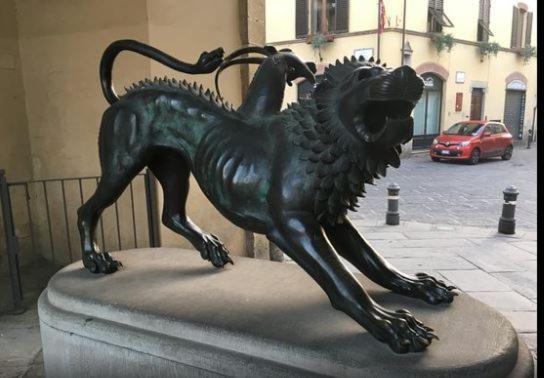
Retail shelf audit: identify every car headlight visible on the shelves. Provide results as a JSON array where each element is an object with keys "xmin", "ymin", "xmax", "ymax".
[
  {"xmin": 459, "ymin": 141, "xmax": 470, "ymax": 147},
  {"xmin": 432, "ymin": 138, "xmax": 438, "ymax": 144}
]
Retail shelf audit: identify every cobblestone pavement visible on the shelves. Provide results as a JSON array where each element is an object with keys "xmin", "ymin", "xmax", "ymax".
[
  {"xmin": 349, "ymin": 219, "xmax": 537, "ymax": 366},
  {"xmin": 351, "ymin": 146, "xmax": 537, "ymax": 230}
]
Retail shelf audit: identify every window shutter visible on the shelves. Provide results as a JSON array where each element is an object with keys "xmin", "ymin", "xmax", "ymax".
[
  {"xmin": 525, "ymin": 12, "xmax": 533, "ymax": 46},
  {"xmin": 483, "ymin": 0, "xmax": 490, "ymax": 25},
  {"xmin": 335, "ymin": 0, "xmax": 349, "ymax": 33},
  {"xmin": 296, "ymin": 0, "xmax": 309, "ymax": 38},
  {"xmin": 510, "ymin": 6, "xmax": 519, "ymax": 48},
  {"xmin": 431, "ymin": 0, "xmax": 444, "ymax": 11}
]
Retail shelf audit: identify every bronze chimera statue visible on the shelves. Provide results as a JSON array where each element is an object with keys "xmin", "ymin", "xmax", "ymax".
[{"xmin": 78, "ymin": 40, "xmax": 457, "ymax": 354}]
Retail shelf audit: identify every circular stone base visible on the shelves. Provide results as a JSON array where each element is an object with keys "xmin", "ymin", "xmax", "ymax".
[{"xmin": 38, "ymin": 248, "xmax": 533, "ymax": 377}]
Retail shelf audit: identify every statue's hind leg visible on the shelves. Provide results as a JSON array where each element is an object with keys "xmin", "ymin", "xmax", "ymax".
[
  {"xmin": 149, "ymin": 149, "xmax": 233, "ymax": 268},
  {"xmin": 323, "ymin": 218, "xmax": 458, "ymax": 305},
  {"xmin": 77, "ymin": 161, "xmax": 144, "ymax": 273},
  {"xmin": 77, "ymin": 108, "xmax": 147, "ymax": 274},
  {"xmin": 267, "ymin": 211, "xmax": 437, "ymax": 354}
]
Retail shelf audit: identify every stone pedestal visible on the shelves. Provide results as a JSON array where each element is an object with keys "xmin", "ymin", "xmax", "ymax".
[{"xmin": 38, "ymin": 248, "xmax": 533, "ymax": 377}]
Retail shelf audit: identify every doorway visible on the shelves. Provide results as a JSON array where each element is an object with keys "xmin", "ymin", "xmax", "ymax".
[
  {"xmin": 504, "ymin": 90, "xmax": 526, "ymax": 140},
  {"xmin": 470, "ymin": 88, "xmax": 484, "ymax": 120},
  {"xmin": 412, "ymin": 73, "xmax": 443, "ymax": 149}
]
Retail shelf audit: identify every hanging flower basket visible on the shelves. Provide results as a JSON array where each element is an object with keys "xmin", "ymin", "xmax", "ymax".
[
  {"xmin": 431, "ymin": 33, "xmax": 455, "ymax": 54},
  {"xmin": 478, "ymin": 41, "xmax": 500, "ymax": 62},
  {"xmin": 307, "ymin": 32, "xmax": 334, "ymax": 62},
  {"xmin": 517, "ymin": 45, "xmax": 536, "ymax": 62}
]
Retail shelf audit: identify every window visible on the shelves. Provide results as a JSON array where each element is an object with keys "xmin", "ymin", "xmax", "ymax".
[
  {"xmin": 477, "ymin": 0, "xmax": 493, "ymax": 42},
  {"xmin": 295, "ymin": 0, "xmax": 348, "ymax": 38},
  {"xmin": 511, "ymin": 5, "xmax": 533, "ymax": 48},
  {"xmin": 427, "ymin": 0, "xmax": 453, "ymax": 33},
  {"xmin": 443, "ymin": 122, "xmax": 483, "ymax": 136},
  {"xmin": 488, "ymin": 123, "xmax": 502, "ymax": 134}
]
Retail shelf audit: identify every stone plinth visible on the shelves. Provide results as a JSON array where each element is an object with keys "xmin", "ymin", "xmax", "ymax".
[{"xmin": 38, "ymin": 248, "xmax": 533, "ymax": 377}]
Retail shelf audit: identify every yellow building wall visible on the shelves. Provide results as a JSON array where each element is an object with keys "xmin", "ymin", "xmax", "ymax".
[
  {"xmin": 15, "ymin": 0, "xmax": 151, "ymax": 179},
  {"xmin": 266, "ymin": 0, "xmax": 296, "ymax": 42},
  {"xmin": 0, "ymin": 0, "xmax": 34, "ymax": 271},
  {"xmin": 0, "ymin": 0, "xmax": 32, "ymax": 181}
]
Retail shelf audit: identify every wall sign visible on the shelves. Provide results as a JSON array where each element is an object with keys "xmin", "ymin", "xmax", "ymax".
[
  {"xmin": 455, "ymin": 71, "xmax": 465, "ymax": 83},
  {"xmin": 353, "ymin": 48, "xmax": 374, "ymax": 61},
  {"xmin": 455, "ymin": 92, "xmax": 463, "ymax": 111},
  {"xmin": 423, "ymin": 77, "xmax": 435, "ymax": 88}
]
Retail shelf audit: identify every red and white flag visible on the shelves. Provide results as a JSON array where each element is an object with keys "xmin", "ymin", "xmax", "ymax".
[{"xmin": 378, "ymin": 0, "xmax": 386, "ymax": 34}]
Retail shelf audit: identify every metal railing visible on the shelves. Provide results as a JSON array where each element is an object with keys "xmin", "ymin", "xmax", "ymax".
[{"xmin": 0, "ymin": 169, "xmax": 160, "ymax": 313}]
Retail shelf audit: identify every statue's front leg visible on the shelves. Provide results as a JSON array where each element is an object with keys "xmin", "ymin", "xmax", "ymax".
[
  {"xmin": 268, "ymin": 211, "xmax": 437, "ymax": 353},
  {"xmin": 323, "ymin": 219, "xmax": 457, "ymax": 305}
]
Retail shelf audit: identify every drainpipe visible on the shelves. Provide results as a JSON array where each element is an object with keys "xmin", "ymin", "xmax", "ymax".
[
  {"xmin": 401, "ymin": 0, "xmax": 407, "ymax": 65},
  {"xmin": 377, "ymin": 0, "xmax": 381, "ymax": 60}
]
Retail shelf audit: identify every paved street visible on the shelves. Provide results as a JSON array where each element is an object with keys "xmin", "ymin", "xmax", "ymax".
[
  {"xmin": 348, "ymin": 219, "xmax": 537, "ymax": 362},
  {"xmin": 351, "ymin": 146, "xmax": 537, "ymax": 230}
]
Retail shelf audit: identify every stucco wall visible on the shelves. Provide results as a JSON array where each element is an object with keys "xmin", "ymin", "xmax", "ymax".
[
  {"xmin": 0, "ymin": 0, "xmax": 34, "ymax": 271},
  {"xmin": 15, "ymin": 0, "xmax": 151, "ymax": 179},
  {"xmin": 0, "ymin": 0, "xmax": 32, "ymax": 181}
]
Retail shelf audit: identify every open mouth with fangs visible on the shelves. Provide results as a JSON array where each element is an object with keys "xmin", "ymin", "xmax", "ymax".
[{"xmin": 352, "ymin": 100, "xmax": 415, "ymax": 143}]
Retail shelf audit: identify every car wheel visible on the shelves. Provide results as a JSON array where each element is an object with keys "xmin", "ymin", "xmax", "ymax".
[
  {"xmin": 469, "ymin": 149, "xmax": 480, "ymax": 165},
  {"xmin": 501, "ymin": 146, "xmax": 513, "ymax": 160},
  {"xmin": 431, "ymin": 157, "xmax": 440, "ymax": 162}
]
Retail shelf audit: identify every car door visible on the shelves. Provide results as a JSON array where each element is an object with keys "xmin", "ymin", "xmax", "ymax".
[
  {"xmin": 479, "ymin": 125, "xmax": 495, "ymax": 157},
  {"xmin": 489, "ymin": 124, "xmax": 503, "ymax": 156},
  {"xmin": 496, "ymin": 124, "xmax": 512, "ymax": 154}
]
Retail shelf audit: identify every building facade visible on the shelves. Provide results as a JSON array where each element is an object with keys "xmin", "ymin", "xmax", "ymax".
[{"xmin": 266, "ymin": 0, "xmax": 537, "ymax": 151}]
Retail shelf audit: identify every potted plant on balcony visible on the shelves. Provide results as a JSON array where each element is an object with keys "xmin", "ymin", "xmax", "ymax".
[
  {"xmin": 478, "ymin": 41, "xmax": 500, "ymax": 62},
  {"xmin": 517, "ymin": 45, "xmax": 536, "ymax": 63},
  {"xmin": 307, "ymin": 32, "xmax": 333, "ymax": 62},
  {"xmin": 431, "ymin": 32, "xmax": 455, "ymax": 55}
]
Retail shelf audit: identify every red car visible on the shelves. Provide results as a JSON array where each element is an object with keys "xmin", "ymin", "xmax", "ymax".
[{"xmin": 429, "ymin": 121, "xmax": 513, "ymax": 165}]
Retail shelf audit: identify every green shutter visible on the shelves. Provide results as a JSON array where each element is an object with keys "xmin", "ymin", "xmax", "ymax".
[
  {"xmin": 296, "ymin": 0, "xmax": 309, "ymax": 38},
  {"xmin": 510, "ymin": 6, "xmax": 519, "ymax": 48},
  {"xmin": 335, "ymin": 0, "xmax": 349, "ymax": 33},
  {"xmin": 525, "ymin": 12, "xmax": 533, "ymax": 46}
]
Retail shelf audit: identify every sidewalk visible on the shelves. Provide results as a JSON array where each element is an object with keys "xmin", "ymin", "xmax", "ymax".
[
  {"xmin": 350, "ymin": 219, "xmax": 537, "ymax": 359},
  {"xmin": 0, "ymin": 219, "xmax": 537, "ymax": 377}
]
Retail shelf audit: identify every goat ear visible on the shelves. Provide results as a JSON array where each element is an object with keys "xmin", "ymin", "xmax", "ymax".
[
  {"xmin": 264, "ymin": 45, "xmax": 278, "ymax": 55},
  {"xmin": 305, "ymin": 62, "xmax": 317, "ymax": 74},
  {"xmin": 279, "ymin": 47, "xmax": 293, "ymax": 53}
]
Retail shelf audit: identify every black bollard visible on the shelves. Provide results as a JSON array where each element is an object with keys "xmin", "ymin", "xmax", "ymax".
[
  {"xmin": 386, "ymin": 183, "xmax": 400, "ymax": 225},
  {"xmin": 498, "ymin": 185, "xmax": 519, "ymax": 234}
]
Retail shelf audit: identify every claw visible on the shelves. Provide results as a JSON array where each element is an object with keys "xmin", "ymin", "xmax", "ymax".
[
  {"xmin": 417, "ymin": 336, "xmax": 431, "ymax": 346},
  {"xmin": 428, "ymin": 332, "xmax": 439, "ymax": 340}
]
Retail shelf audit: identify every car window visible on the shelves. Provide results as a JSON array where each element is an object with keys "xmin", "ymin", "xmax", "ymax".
[
  {"xmin": 444, "ymin": 122, "xmax": 483, "ymax": 135},
  {"xmin": 486, "ymin": 124, "xmax": 501, "ymax": 134}
]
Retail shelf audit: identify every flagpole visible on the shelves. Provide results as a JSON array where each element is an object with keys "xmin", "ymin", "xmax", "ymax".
[
  {"xmin": 377, "ymin": 0, "xmax": 381, "ymax": 60},
  {"xmin": 401, "ymin": 0, "xmax": 406, "ymax": 65}
]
